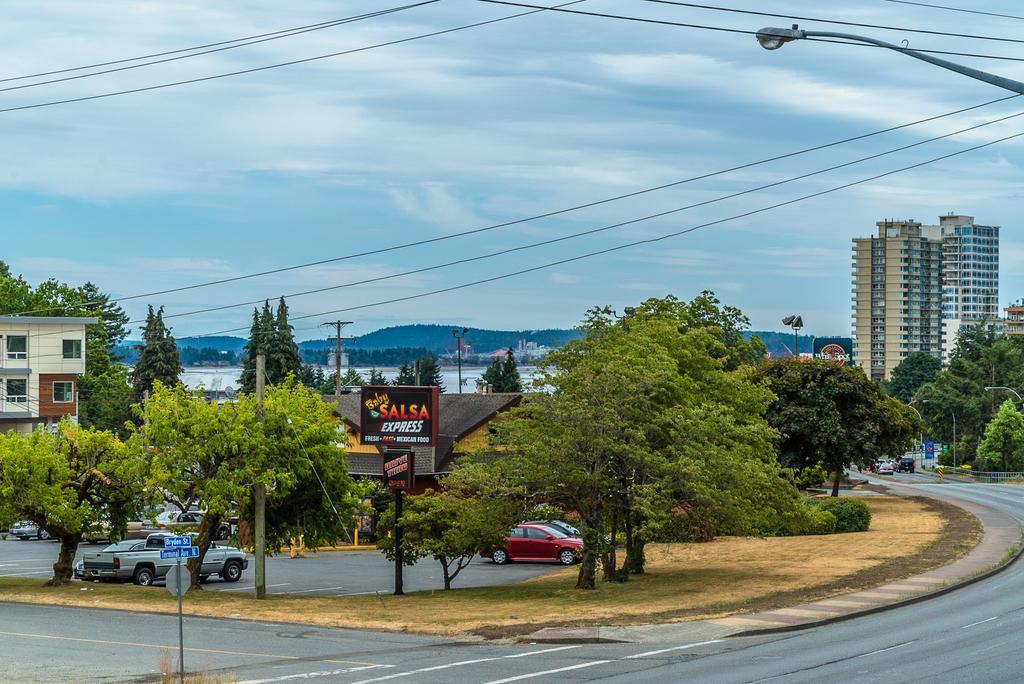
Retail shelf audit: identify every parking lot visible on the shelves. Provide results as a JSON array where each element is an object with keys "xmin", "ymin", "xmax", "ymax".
[{"xmin": 0, "ymin": 537, "xmax": 562, "ymax": 595}]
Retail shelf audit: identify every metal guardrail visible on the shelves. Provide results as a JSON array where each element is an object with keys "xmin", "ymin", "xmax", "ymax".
[{"xmin": 962, "ymin": 471, "xmax": 1024, "ymax": 483}]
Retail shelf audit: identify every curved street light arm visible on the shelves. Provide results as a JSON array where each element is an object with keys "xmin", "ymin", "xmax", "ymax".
[
  {"xmin": 983, "ymin": 385, "xmax": 1024, "ymax": 404},
  {"xmin": 757, "ymin": 26, "xmax": 1024, "ymax": 95}
]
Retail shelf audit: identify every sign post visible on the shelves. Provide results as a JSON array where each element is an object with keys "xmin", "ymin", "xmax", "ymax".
[
  {"xmin": 360, "ymin": 386, "xmax": 438, "ymax": 597},
  {"xmin": 161, "ymin": 536, "xmax": 197, "ymax": 683}
]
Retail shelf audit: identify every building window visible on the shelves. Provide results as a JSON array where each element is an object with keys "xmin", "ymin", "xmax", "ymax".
[
  {"xmin": 5, "ymin": 335, "xmax": 27, "ymax": 359},
  {"xmin": 62, "ymin": 339, "xmax": 82, "ymax": 359},
  {"xmin": 53, "ymin": 381, "xmax": 74, "ymax": 403},
  {"xmin": 5, "ymin": 379, "xmax": 27, "ymax": 404}
]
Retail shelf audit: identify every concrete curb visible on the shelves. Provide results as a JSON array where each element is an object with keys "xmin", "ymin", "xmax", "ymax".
[{"xmin": 729, "ymin": 532, "xmax": 1024, "ymax": 638}]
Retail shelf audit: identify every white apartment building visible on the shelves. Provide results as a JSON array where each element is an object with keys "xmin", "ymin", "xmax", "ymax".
[{"xmin": 0, "ymin": 316, "xmax": 96, "ymax": 434}]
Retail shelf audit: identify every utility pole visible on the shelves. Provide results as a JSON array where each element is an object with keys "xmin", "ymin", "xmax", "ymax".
[
  {"xmin": 414, "ymin": 359, "xmax": 421, "ymax": 386},
  {"xmin": 255, "ymin": 354, "xmax": 267, "ymax": 600},
  {"xmin": 321, "ymin": 321, "xmax": 354, "ymax": 395},
  {"xmin": 452, "ymin": 328, "xmax": 468, "ymax": 394}
]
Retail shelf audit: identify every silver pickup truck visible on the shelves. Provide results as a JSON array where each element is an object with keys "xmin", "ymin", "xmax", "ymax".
[{"xmin": 79, "ymin": 533, "xmax": 248, "ymax": 586}]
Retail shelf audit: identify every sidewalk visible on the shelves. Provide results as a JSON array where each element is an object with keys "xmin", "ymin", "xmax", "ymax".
[{"xmin": 526, "ymin": 488, "xmax": 1022, "ymax": 644}]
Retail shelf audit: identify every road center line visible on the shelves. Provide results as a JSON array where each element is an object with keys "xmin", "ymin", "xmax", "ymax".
[
  {"xmin": 855, "ymin": 640, "xmax": 916, "ymax": 658},
  {"xmin": 961, "ymin": 616, "xmax": 998, "ymax": 629},
  {"xmin": 238, "ymin": 664, "xmax": 389, "ymax": 683},
  {"xmin": 623, "ymin": 639, "xmax": 724, "ymax": 659},
  {"xmin": 349, "ymin": 646, "xmax": 582, "ymax": 684},
  {"xmin": 0, "ymin": 630, "xmax": 375, "ymax": 665},
  {"xmin": 481, "ymin": 660, "xmax": 613, "ymax": 683}
]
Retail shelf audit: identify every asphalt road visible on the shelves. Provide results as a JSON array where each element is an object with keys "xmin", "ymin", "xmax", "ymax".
[
  {"xmin": 0, "ymin": 541, "xmax": 560, "ymax": 596},
  {"xmin": 3, "ymin": 479, "xmax": 1023, "ymax": 683}
]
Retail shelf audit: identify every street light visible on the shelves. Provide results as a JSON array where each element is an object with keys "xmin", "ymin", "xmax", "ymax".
[
  {"xmin": 782, "ymin": 314, "xmax": 803, "ymax": 357},
  {"xmin": 984, "ymin": 386, "xmax": 1024, "ymax": 406},
  {"xmin": 756, "ymin": 24, "xmax": 1024, "ymax": 95},
  {"xmin": 923, "ymin": 400, "xmax": 956, "ymax": 468},
  {"xmin": 452, "ymin": 327, "xmax": 469, "ymax": 394}
]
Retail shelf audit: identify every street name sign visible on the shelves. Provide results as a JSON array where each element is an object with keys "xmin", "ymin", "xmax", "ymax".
[
  {"xmin": 160, "ymin": 547, "xmax": 199, "ymax": 559},
  {"xmin": 164, "ymin": 536, "xmax": 191, "ymax": 548}
]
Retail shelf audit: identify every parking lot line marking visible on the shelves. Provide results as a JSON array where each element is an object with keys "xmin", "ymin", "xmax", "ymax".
[
  {"xmin": 277, "ymin": 585, "xmax": 347, "ymax": 595},
  {"xmin": 0, "ymin": 629, "xmax": 376, "ymax": 665},
  {"xmin": 349, "ymin": 646, "xmax": 582, "ymax": 684},
  {"xmin": 481, "ymin": 660, "xmax": 613, "ymax": 683},
  {"xmin": 238, "ymin": 664, "xmax": 389, "ymax": 683},
  {"xmin": 622, "ymin": 639, "xmax": 724, "ymax": 659},
  {"xmin": 219, "ymin": 583, "xmax": 291, "ymax": 593}
]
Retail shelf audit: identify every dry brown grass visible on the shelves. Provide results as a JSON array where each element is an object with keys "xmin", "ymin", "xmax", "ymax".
[
  {"xmin": 0, "ymin": 495, "xmax": 979, "ymax": 637},
  {"xmin": 158, "ymin": 650, "xmax": 236, "ymax": 683}
]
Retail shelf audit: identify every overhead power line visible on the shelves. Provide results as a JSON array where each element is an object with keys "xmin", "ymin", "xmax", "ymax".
[
  {"xmin": 478, "ymin": 1, "xmax": 1024, "ymax": 62},
  {"xmin": 642, "ymin": 0, "xmax": 1024, "ymax": 44},
  {"xmin": 0, "ymin": 0, "xmax": 586, "ymax": 115},
  {"xmin": 10, "ymin": 91, "xmax": 1018, "ymax": 319},
  {"xmin": 0, "ymin": 3, "xmax": 440, "ymax": 95},
  {"xmin": 194, "ymin": 128, "xmax": 1024, "ymax": 337},
  {"xmin": 0, "ymin": 2, "xmax": 436, "ymax": 88},
  {"xmin": 884, "ymin": 0, "xmax": 1024, "ymax": 22}
]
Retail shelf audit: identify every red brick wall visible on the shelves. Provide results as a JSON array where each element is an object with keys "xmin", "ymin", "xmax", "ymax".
[{"xmin": 38, "ymin": 374, "xmax": 77, "ymax": 418}]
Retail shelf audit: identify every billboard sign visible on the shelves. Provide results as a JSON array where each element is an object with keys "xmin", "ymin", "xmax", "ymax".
[
  {"xmin": 812, "ymin": 337, "xmax": 852, "ymax": 366},
  {"xmin": 359, "ymin": 386, "xmax": 440, "ymax": 446},
  {"xmin": 383, "ymin": 450, "xmax": 415, "ymax": 490},
  {"xmin": 925, "ymin": 440, "xmax": 935, "ymax": 459}
]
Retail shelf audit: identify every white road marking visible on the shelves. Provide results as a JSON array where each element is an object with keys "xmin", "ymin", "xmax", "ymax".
[
  {"xmin": 855, "ymin": 640, "xmax": 915, "ymax": 658},
  {"xmin": 349, "ymin": 646, "xmax": 582, "ymax": 684},
  {"xmin": 218, "ymin": 583, "xmax": 291, "ymax": 593},
  {"xmin": 276, "ymin": 585, "xmax": 348, "ymax": 595},
  {"xmin": 238, "ymin": 664, "xmax": 389, "ymax": 683},
  {"xmin": 335, "ymin": 590, "xmax": 388, "ymax": 596},
  {"xmin": 0, "ymin": 571, "xmax": 53, "ymax": 577},
  {"xmin": 961, "ymin": 616, "xmax": 998, "ymax": 629},
  {"xmin": 481, "ymin": 661, "xmax": 613, "ymax": 683},
  {"xmin": 623, "ymin": 639, "xmax": 724, "ymax": 659}
]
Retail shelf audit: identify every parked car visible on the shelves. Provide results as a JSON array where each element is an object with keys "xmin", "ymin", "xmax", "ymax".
[
  {"xmin": 79, "ymin": 533, "xmax": 248, "ymax": 586},
  {"xmin": 896, "ymin": 457, "xmax": 916, "ymax": 474},
  {"xmin": 876, "ymin": 460, "xmax": 895, "ymax": 475},
  {"xmin": 11, "ymin": 521, "xmax": 51, "ymax": 541},
  {"xmin": 482, "ymin": 524, "xmax": 583, "ymax": 566},
  {"xmin": 141, "ymin": 511, "xmax": 232, "ymax": 540},
  {"xmin": 523, "ymin": 520, "xmax": 581, "ymax": 538}
]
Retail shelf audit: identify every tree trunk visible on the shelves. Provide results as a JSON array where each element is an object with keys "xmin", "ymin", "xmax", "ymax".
[
  {"xmin": 576, "ymin": 551, "xmax": 597, "ymax": 590},
  {"xmin": 47, "ymin": 534, "xmax": 80, "ymax": 586},
  {"xmin": 602, "ymin": 508, "xmax": 618, "ymax": 582},
  {"xmin": 187, "ymin": 513, "xmax": 223, "ymax": 588},
  {"xmin": 831, "ymin": 468, "xmax": 842, "ymax": 497},
  {"xmin": 441, "ymin": 558, "xmax": 452, "ymax": 590},
  {"xmin": 623, "ymin": 513, "xmax": 645, "ymax": 575}
]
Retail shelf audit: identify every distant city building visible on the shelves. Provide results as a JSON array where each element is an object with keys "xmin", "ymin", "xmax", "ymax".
[
  {"xmin": 1005, "ymin": 301, "xmax": 1024, "ymax": 336},
  {"xmin": 934, "ymin": 214, "xmax": 1000, "ymax": 361},
  {"xmin": 852, "ymin": 219, "xmax": 944, "ymax": 381},
  {"xmin": 852, "ymin": 214, "xmax": 1001, "ymax": 379}
]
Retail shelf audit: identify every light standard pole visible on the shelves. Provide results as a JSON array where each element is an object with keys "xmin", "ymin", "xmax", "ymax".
[
  {"xmin": 782, "ymin": 315, "xmax": 803, "ymax": 357},
  {"xmin": 984, "ymin": 386, "xmax": 1024, "ymax": 406},
  {"xmin": 452, "ymin": 327, "xmax": 468, "ymax": 394},
  {"xmin": 923, "ymin": 400, "xmax": 956, "ymax": 468},
  {"xmin": 907, "ymin": 401, "xmax": 924, "ymax": 468},
  {"xmin": 756, "ymin": 25, "xmax": 1024, "ymax": 95}
]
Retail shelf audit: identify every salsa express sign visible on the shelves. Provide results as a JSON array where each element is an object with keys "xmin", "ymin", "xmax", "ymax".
[{"xmin": 359, "ymin": 385, "xmax": 440, "ymax": 446}]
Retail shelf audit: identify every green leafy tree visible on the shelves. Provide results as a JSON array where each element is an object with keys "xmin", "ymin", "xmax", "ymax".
[
  {"xmin": 976, "ymin": 399, "xmax": 1024, "ymax": 472},
  {"xmin": 482, "ymin": 348, "xmax": 523, "ymax": 392},
  {"xmin": 130, "ymin": 305, "xmax": 181, "ymax": 402},
  {"xmin": 378, "ymin": 488, "xmax": 520, "ymax": 589},
  {"xmin": 0, "ymin": 422, "xmax": 152, "ymax": 584},
  {"xmin": 885, "ymin": 352, "xmax": 942, "ymax": 403},
  {"xmin": 78, "ymin": 365, "xmax": 134, "ymax": 438},
  {"xmin": 757, "ymin": 360, "xmax": 919, "ymax": 496},
  {"xmin": 368, "ymin": 368, "xmax": 388, "ymax": 385},
  {"xmin": 480, "ymin": 356, "xmax": 503, "ymax": 391},
  {"xmin": 80, "ymin": 281, "xmax": 130, "ymax": 354}
]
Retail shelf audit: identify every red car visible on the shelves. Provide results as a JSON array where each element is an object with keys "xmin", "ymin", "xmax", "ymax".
[{"xmin": 483, "ymin": 524, "xmax": 583, "ymax": 566}]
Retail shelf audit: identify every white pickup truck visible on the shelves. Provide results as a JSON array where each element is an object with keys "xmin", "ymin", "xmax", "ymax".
[{"xmin": 78, "ymin": 532, "xmax": 248, "ymax": 586}]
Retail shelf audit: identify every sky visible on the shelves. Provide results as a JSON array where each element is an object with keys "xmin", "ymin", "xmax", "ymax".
[{"xmin": 3, "ymin": 0, "xmax": 1023, "ymax": 340}]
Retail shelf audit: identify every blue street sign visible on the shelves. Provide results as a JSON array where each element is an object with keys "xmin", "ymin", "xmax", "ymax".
[
  {"xmin": 160, "ymin": 547, "xmax": 199, "ymax": 559},
  {"xmin": 164, "ymin": 536, "xmax": 191, "ymax": 548}
]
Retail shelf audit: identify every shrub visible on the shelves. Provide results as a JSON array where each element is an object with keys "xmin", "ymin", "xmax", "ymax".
[
  {"xmin": 795, "ymin": 464, "xmax": 828, "ymax": 490},
  {"xmin": 812, "ymin": 497, "xmax": 871, "ymax": 533}
]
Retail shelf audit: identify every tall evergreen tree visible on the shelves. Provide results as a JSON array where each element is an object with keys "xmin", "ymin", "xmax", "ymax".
[
  {"xmin": 394, "ymin": 361, "xmax": 416, "ymax": 385},
  {"xmin": 368, "ymin": 368, "xmax": 388, "ymax": 385},
  {"xmin": 499, "ymin": 348, "xmax": 523, "ymax": 392},
  {"xmin": 130, "ymin": 305, "xmax": 181, "ymax": 401},
  {"xmin": 270, "ymin": 297, "xmax": 302, "ymax": 382},
  {"xmin": 418, "ymin": 354, "xmax": 445, "ymax": 391},
  {"xmin": 480, "ymin": 356, "xmax": 503, "ymax": 391},
  {"xmin": 239, "ymin": 301, "xmax": 275, "ymax": 393}
]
